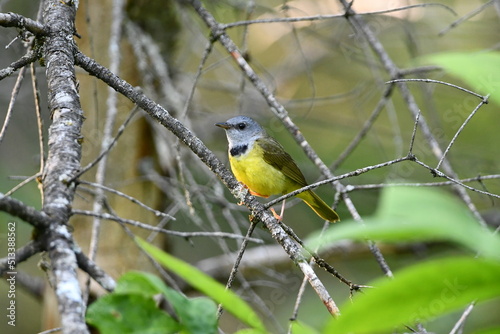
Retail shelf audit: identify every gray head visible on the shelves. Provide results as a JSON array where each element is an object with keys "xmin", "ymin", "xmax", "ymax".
[{"xmin": 215, "ymin": 116, "xmax": 267, "ymax": 148}]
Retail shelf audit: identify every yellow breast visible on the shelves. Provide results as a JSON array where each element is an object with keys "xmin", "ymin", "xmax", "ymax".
[{"xmin": 229, "ymin": 143, "xmax": 288, "ymax": 197}]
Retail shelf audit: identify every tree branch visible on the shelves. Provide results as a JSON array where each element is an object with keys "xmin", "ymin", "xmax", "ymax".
[
  {"xmin": 0, "ymin": 193, "xmax": 49, "ymax": 228},
  {"xmin": 74, "ymin": 48, "xmax": 340, "ymax": 316},
  {"xmin": 40, "ymin": 1, "xmax": 88, "ymax": 333},
  {"xmin": 0, "ymin": 12, "xmax": 47, "ymax": 35}
]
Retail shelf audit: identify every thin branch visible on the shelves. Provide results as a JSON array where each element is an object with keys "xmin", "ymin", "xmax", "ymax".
[
  {"xmin": 223, "ymin": 3, "xmax": 455, "ymax": 29},
  {"xmin": 0, "ymin": 65, "xmax": 27, "ymax": 143},
  {"xmin": 72, "ymin": 209, "xmax": 263, "ymax": 243},
  {"xmin": 217, "ymin": 221, "xmax": 258, "ymax": 317},
  {"xmin": 4, "ymin": 173, "xmax": 40, "ymax": 197},
  {"xmin": 387, "ymin": 78, "xmax": 488, "ymax": 101},
  {"xmin": 265, "ymin": 156, "xmax": 411, "ymax": 209},
  {"xmin": 436, "ymin": 95, "xmax": 489, "ymax": 170},
  {"xmin": 331, "ymin": 83, "xmax": 395, "ymax": 171},
  {"xmin": 0, "ymin": 193, "xmax": 49, "ymax": 228},
  {"xmin": 439, "ymin": 1, "xmax": 494, "ymax": 36},
  {"xmin": 0, "ymin": 240, "xmax": 43, "ymax": 276},
  {"xmin": 344, "ymin": 174, "xmax": 500, "ymax": 192},
  {"xmin": 408, "ymin": 109, "xmax": 421, "ymax": 155},
  {"xmin": 74, "ymin": 247, "xmax": 116, "ymax": 292},
  {"xmin": 341, "ymin": 0, "xmax": 486, "ymax": 231},
  {"xmin": 412, "ymin": 158, "xmax": 500, "ymax": 200},
  {"xmin": 0, "ymin": 49, "xmax": 39, "ymax": 80},
  {"xmin": 78, "ymin": 180, "xmax": 175, "ymax": 220},
  {"xmin": 31, "ymin": 61, "xmax": 45, "ymax": 199},
  {"xmin": 71, "ymin": 106, "xmax": 139, "ymax": 182},
  {"xmin": 449, "ymin": 302, "xmax": 476, "ymax": 334}
]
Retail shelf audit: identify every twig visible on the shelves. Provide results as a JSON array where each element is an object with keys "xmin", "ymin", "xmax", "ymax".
[
  {"xmin": 0, "ymin": 193, "xmax": 50, "ymax": 228},
  {"xmin": 439, "ymin": 1, "xmax": 494, "ymax": 36},
  {"xmin": 344, "ymin": 174, "xmax": 500, "ymax": 192},
  {"xmin": 74, "ymin": 247, "xmax": 116, "ymax": 292},
  {"xmin": 0, "ymin": 240, "xmax": 43, "ymax": 275},
  {"xmin": 223, "ymin": 3, "xmax": 455, "ymax": 29},
  {"xmin": 387, "ymin": 78, "xmax": 487, "ymax": 101},
  {"xmin": 78, "ymin": 180, "xmax": 175, "ymax": 219},
  {"xmin": 265, "ymin": 156, "xmax": 411, "ymax": 209},
  {"xmin": 408, "ymin": 109, "xmax": 421, "ymax": 155},
  {"xmin": 331, "ymin": 83, "xmax": 395, "ymax": 171},
  {"xmin": 436, "ymin": 95, "xmax": 489, "ymax": 170},
  {"xmin": 71, "ymin": 106, "xmax": 139, "ymax": 182},
  {"xmin": 84, "ymin": 0, "xmax": 125, "ymax": 305},
  {"xmin": 217, "ymin": 221, "xmax": 258, "ymax": 317},
  {"xmin": 71, "ymin": 209, "xmax": 263, "ymax": 243},
  {"xmin": 31, "ymin": 61, "xmax": 45, "ymax": 198},
  {"xmin": 0, "ymin": 65, "xmax": 27, "ymax": 143},
  {"xmin": 4, "ymin": 173, "xmax": 40, "ymax": 197},
  {"xmin": 449, "ymin": 302, "xmax": 476, "ymax": 334},
  {"xmin": 0, "ymin": 50, "xmax": 39, "ymax": 80},
  {"xmin": 412, "ymin": 158, "xmax": 500, "ymax": 200}
]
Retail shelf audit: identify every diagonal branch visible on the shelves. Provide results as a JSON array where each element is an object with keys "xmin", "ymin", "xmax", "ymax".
[
  {"xmin": 0, "ymin": 193, "xmax": 50, "ymax": 228},
  {"xmin": 74, "ymin": 50, "xmax": 340, "ymax": 316},
  {"xmin": 185, "ymin": 0, "xmax": 394, "ymax": 279},
  {"xmin": 0, "ymin": 12, "xmax": 48, "ymax": 35}
]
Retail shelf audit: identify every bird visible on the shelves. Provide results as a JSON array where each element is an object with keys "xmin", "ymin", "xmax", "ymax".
[{"xmin": 216, "ymin": 116, "xmax": 339, "ymax": 223}]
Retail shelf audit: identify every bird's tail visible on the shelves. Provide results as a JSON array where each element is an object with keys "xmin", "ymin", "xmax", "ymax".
[{"xmin": 297, "ymin": 190, "xmax": 340, "ymax": 223}]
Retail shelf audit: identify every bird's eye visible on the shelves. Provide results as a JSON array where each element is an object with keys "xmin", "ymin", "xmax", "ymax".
[{"xmin": 237, "ymin": 123, "xmax": 246, "ymax": 130}]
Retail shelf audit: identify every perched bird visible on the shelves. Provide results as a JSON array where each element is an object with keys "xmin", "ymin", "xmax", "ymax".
[{"xmin": 216, "ymin": 116, "xmax": 339, "ymax": 223}]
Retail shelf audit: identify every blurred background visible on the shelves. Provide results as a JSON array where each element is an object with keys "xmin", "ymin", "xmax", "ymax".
[{"xmin": 0, "ymin": 0, "xmax": 499, "ymax": 332}]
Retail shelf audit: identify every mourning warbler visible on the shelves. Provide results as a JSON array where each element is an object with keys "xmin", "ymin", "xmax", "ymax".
[{"xmin": 216, "ymin": 116, "xmax": 339, "ymax": 223}]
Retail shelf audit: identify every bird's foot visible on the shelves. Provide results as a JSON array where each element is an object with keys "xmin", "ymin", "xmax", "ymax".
[{"xmin": 270, "ymin": 208, "xmax": 283, "ymax": 221}]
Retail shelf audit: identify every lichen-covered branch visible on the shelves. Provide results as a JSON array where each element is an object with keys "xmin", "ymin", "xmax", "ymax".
[{"xmin": 39, "ymin": 1, "xmax": 88, "ymax": 333}]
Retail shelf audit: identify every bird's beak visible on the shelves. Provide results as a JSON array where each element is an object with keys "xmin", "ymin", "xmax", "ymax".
[{"xmin": 215, "ymin": 122, "xmax": 230, "ymax": 129}]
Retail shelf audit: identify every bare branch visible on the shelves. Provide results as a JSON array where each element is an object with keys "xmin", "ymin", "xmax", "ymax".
[
  {"xmin": 72, "ymin": 209, "xmax": 263, "ymax": 243},
  {"xmin": 0, "ymin": 240, "xmax": 43, "ymax": 275},
  {"xmin": 74, "ymin": 247, "xmax": 116, "ymax": 292},
  {"xmin": 40, "ymin": 0, "xmax": 88, "ymax": 332},
  {"xmin": 0, "ymin": 193, "xmax": 49, "ymax": 228},
  {"xmin": 0, "ymin": 65, "xmax": 27, "ymax": 143},
  {"xmin": 0, "ymin": 12, "xmax": 47, "ymax": 35},
  {"xmin": 0, "ymin": 50, "xmax": 38, "ymax": 80}
]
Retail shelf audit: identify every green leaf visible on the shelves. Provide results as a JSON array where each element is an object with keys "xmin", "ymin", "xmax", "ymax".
[
  {"xmin": 86, "ymin": 293, "xmax": 179, "ymax": 334},
  {"xmin": 116, "ymin": 271, "xmax": 218, "ymax": 334},
  {"xmin": 307, "ymin": 187, "xmax": 500, "ymax": 260},
  {"xmin": 323, "ymin": 257, "xmax": 500, "ymax": 334},
  {"xmin": 162, "ymin": 288, "xmax": 218, "ymax": 334},
  {"xmin": 115, "ymin": 271, "xmax": 167, "ymax": 297},
  {"xmin": 136, "ymin": 237, "xmax": 268, "ymax": 333},
  {"xmin": 419, "ymin": 51, "xmax": 500, "ymax": 105},
  {"xmin": 290, "ymin": 320, "xmax": 320, "ymax": 334}
]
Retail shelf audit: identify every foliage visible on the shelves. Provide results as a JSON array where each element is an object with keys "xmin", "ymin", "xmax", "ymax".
[{"xmin": 306, "ymin": 187, "xmax": 500, "ymax": 333}]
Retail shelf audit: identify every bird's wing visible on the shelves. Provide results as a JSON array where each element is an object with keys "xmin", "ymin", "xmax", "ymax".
[{"xmin": 257, "ymin": 137, "xmax": 307, "ymax": 187}]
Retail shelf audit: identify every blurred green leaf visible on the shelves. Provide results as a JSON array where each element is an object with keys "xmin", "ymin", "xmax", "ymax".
[
  {"xmin": 307, "ymin": 187, "xmax": 500, "ymax": 260},
  {"xmin": 137, "ymin": 237, "xmax": 268, "ymax": 333},
  {"xmin": 87, "ymin": 271, "xmax": 217, "ymax": 334},
  {"xmin": 86, "ymin": 293, "xmax": 179, "ymax": 334},
  {"xmin": 323, "ymin": 257, "xmax": 500, "ymax": 334},
  {"xmin": 473, "ymin": 327, "xmax": 500, "ymax": 334},
  {"xmin": 290, "ymin": 320, "xmax": 321, "ymax": 334},
  {"xmin": 419, "ymin": 52, "xmax": 500, "ymax": 105}
]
